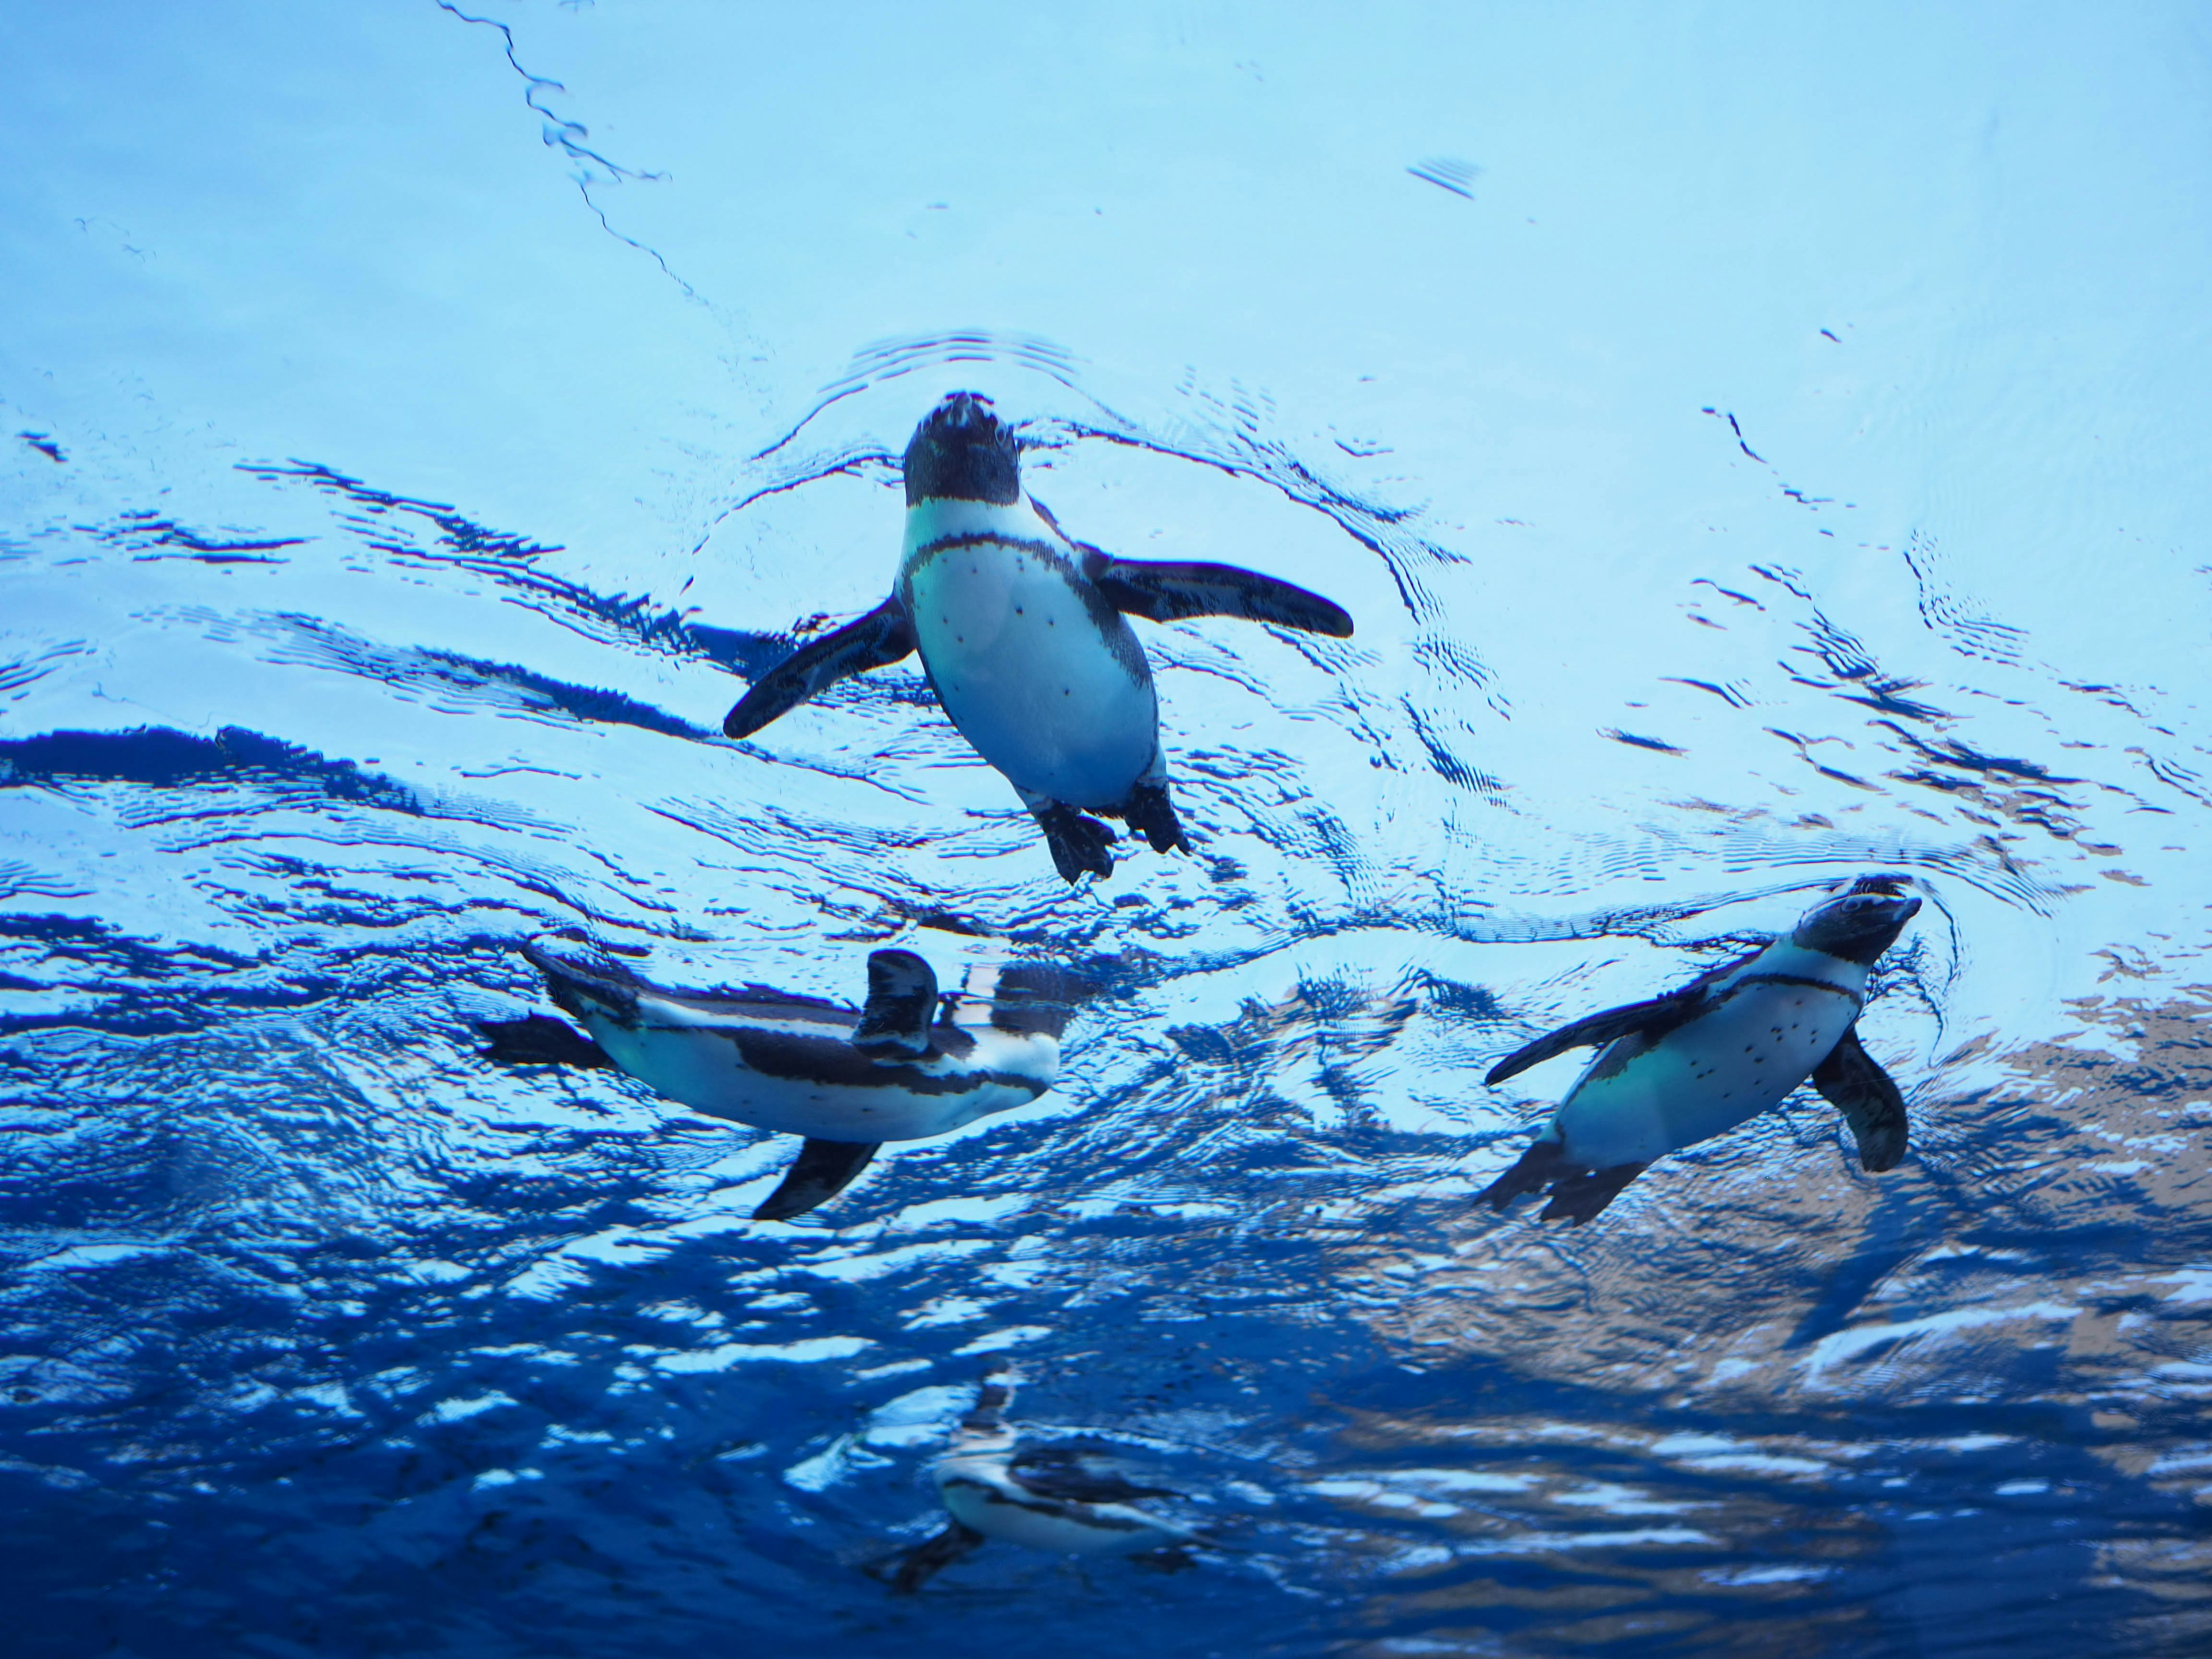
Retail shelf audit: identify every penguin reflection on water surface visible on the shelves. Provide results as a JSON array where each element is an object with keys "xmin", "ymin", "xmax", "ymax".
[
  {"xmin": 881, "ymin": 1366, "xmax": 1199, "ymax": 1592},
  {"xmin": 478, "ymin": 945, "xmax": 1073, "ymax": 1222},
  {"xmin": 1478, "ymin": 876, "xmax": 1923, "ymax": 1223},
  {"xmin": 723, "ymin": 393, "xmax": 1356, "ymax": 884}
]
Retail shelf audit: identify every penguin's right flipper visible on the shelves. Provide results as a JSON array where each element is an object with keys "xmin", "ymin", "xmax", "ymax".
[
  {"xmin": 1086, "ymin": 556, "xmax": 1354, "ymax": 638},
  {"xmin": 723, "ymin": 598, "xmax": 916, "ymax": 740},
  {"xmin": 476, "ymin": 1014, "xmax": 615, "ymax": 1069},
  {"xmin": 853, "ymin": 949, "xmax": 938, "ymax": 1056},
  {"xmin": 882, "ymin": 1521, "xmax": 987, "ymax": 1594},
  {"xmin": 1811, "ymin": 1026, "xmax": 1909, "ymax": 1172},
  {"xmin": 754, "ymin": 1139, "xmax": 881, "ymax": 1222},
  {"xmin": 1022, "ymin": 793, "xmax": 1117, "ymax": 884},
  {"xmin": 1482, "ymin": 994, "xmax": 1697, "ymax": 1087}
]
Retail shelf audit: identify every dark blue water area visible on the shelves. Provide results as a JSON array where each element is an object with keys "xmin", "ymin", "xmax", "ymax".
[{"xmin": 6, "ymin": 5, "xmax": 2212, "ymax": 1657}]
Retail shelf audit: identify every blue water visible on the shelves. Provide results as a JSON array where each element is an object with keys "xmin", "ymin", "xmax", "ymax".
[{"xmin": 5, "ymin": 5, "xmax": 2211, "ymax": 1655}]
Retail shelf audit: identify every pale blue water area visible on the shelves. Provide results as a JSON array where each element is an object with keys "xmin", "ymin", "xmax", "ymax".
[{"xmin": 4, "ymin": 5, "xmax": 2211, "ymax": 1655}]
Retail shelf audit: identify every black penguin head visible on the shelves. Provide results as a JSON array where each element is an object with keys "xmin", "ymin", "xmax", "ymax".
[
  {"xmin": 903, "ymin": 392, "xmax": 1021, "ymax": 506},
  {"xmin": 1790, "ymin": 874, "xmax": 1923, "ymax": 965}
]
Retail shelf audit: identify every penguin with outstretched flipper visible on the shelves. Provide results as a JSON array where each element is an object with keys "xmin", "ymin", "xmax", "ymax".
[
  {"xmin": 479, "ymin": 945, "xmax": 1078, "ymax": 1222},
  {"xmin": 1477, "ymin": 876, "xmax": 1923, "ymax": 1223},
  {"xmin": 723, "ymin": 392, "xmax": 1355, "ymax": 884},
  {"xmin": 877, "ymin": 1365, "xmax": 1199, "ymax": 1592}
]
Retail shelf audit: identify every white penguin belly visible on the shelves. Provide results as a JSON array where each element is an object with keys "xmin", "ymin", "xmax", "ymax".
[
  {"xmin": 939, "ymin": 1478, "xmax": 1169, "ymax": 1555},
  {"xmin": 579, "ymin": 1014, "xmax": 1053, "ymax": 1142},
  {"xmin": 904, "ymin": 531, "xmax": 1157, "ymax": 809},
  {"xmin": 1554, "ymin": 979, "xmax": 1861, "ymax": 1168}
]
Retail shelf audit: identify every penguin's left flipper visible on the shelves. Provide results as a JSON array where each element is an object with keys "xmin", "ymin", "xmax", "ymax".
[
  {"xmin": 1811, "ymin": 1026, "xmax": 1909, "ymax": 1172},
  {"xmin": 1483, "ymin": 992, "xmax": 1703, "ymax": 1087},
  {"xmin": 754, "ymin": 1138, "xmax": 881, "ymax": 1222},
  {"xmin": 853, "ymin": 948, "xmax": 938, "ymax": 1056},
  {"xmin": 723, "ymin": 597, "xmax": 916, "ymax": 740},
  {"xmin": 476, "ymin": 1015, "xmax": 615, "ymax": 1070},
  {"xmin": 881, "ymin": 1521, "xmax": 987, "ymax": 1594},
  {"xmin": 1085, "ymin": 556, "xmax": 1354, "ymax": 638}
]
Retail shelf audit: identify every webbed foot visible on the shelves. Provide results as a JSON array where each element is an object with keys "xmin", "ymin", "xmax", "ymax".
[
  {"xmin": 1120, "ymin": 780, "xmax": 1188, "ymax": 855},
  {"xmin": 1536, "ymin": 1162, "xmax": 1646, "ymax": 1224},
  {"xmin": 1476, "ymin": 1139, "xmax": 1644, "ymax": 1224},
  {"xmin": 1031, "ymin": 800, "xmax": 1117, "ymax": 884}
]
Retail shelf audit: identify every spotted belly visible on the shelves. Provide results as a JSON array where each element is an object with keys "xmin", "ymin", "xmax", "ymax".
[
  {"xmin": 1553, "ymin": 980, "xmax": 1861, "ymax": 1168},
  {"xmin": 903, "ymin": 539, "xmax": 1158, "ymax": 808}
]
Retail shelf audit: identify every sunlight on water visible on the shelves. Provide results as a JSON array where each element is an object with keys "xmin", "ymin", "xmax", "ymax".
[{"xmin": 3, "ymin": 4, "xmax": 2210, "ymax": 1656}]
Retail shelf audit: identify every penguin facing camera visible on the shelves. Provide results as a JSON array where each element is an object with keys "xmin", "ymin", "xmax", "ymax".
[
  {"xmin": 723, "ymin": 392, "xmax": 1356, "ymax": 884},
  {"xmin": 479, "ymin": 944, "xmax": 1078, "ymax": 1222},
  {"xmin": 1478, "ymin": 875, "xmax": 1923, "ymax": 1222}
]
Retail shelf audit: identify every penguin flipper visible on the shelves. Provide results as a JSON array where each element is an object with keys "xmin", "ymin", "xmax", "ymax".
[
  {"xmin": 1811, "ymin": 1026, "xmax": 1909, "ymax": 1172},
  {"xmin": 854, "ymin": 949, "xmax": 937, "ymax": 1056},
  {"xmin": 882, "ymin": 1521, "xmax": 986, "ymax": 1594},
  {"xmin": 723, "ymin": 598, "xmax": 916, "ymax": 740},
  {"xmin": 1086, "ymin": 556, "xmax": 1354, "ymax": 638},
  {"xmin": 1483, "ymin": 993, "xmax": 1698, "ymax": 1086},
  {"xmin": 754, "ymin": 1139, "xmax": 881, "ymax": 1222},
  {"xmin": 476, "ymin": 1014, "xmax": 615, "ymax": 1070},
  {"xmin": 1021, "ymin": 792, "xmax": 1117, "ymax": 884}
]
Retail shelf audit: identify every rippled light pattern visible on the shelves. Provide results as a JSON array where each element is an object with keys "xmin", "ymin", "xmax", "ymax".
[{"xmin": 3, "ymin": 5, "xmax": 2209, "ymax": 1656}]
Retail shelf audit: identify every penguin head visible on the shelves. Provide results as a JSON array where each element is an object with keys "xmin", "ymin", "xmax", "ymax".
[
  {"xmin": 1790, "ymin": 874, "xmax": 1922, "ymax": 965},
  {"xmin": 522, "ymin": 940, "xmax": 643, "ymax": 1028},
  {"xmin": 904, "ymin": 392, "xmax": 1021, "ymax": 506}
]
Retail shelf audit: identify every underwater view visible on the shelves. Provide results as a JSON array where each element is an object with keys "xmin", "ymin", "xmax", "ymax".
[{"xmin": 5, "ymin": 4, "xmax": 2210, "ymax": 1655}]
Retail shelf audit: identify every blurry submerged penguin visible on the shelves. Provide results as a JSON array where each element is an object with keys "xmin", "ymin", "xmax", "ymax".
[
  {"xmin": 882, "ymin": 1365, "xmax": 1198, "ymax": 1592},
  {"xmin": 723, "ymin": 392, "xmax": 1355, "ymax": 884},
  {"xmin": 1477, "ymin": 876, "xmax": 1923, "ymax": 1223},
  {"xmin": 479, "ymin": 944, "xmax": 1074, "ymax": 1222}
]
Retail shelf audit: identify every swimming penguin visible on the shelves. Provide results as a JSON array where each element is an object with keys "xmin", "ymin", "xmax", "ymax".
[
  {"xmin": 478, "ymin": 944, "xmax": 1075, "ymax": 1222},
  {"xmin": 1476, "ymin": 875, "xmax": 1923, "ymax": 1223},
  {"xmin": 722, "ymin": 392, "xmax": 1355, "ymax": 884},
  {"xmin": 882, "ymin": 1365, "xmax": 1198, "ymax": 1592}
]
